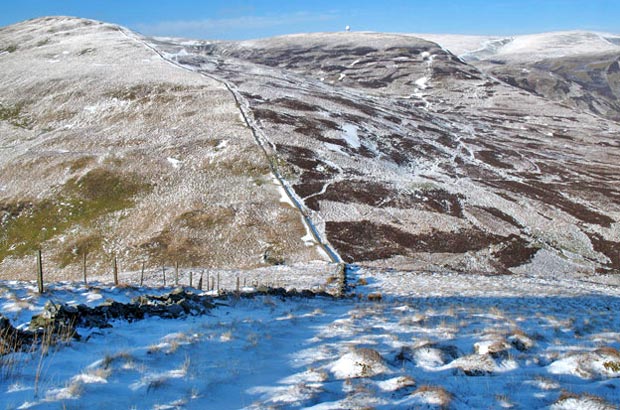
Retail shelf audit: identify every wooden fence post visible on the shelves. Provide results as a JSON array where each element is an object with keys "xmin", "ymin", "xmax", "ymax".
[
  {"xmin": 336, "ymin": 263, "xmax": 346, "ymax": 297},
  {"xmin": 36, "ymin": 249, "xmax": 44, "ymax": 294},
  {"xmin": 162, "ymin": 266, "xmax": 166, "ymax": 287},
  {"xmin": 174, "ymin": 261, "xmax": 179, "ymax": 287},
  {"xmin": 113, "ymin": 255, "xmax": 118, "ymax": 286},
  {"xmin": 217, "ymin": 272, "xmax": 220, "ymax": 294},
  {"xmin": 82, "ymin": 252, "xmax": 87, "ymax": 286},
  {"xmin": 198, "ymin": 272, "xmax": 203, "ymax": 290},
  {"xmin": 236, "ymin": 275, "xmax": 240, "ymax": 293},
  {"xmin": 189, "ymin": 271, "xmax": 193, "ymax": 288},
  {"xmin": 140, "ymin": 261, "xmax": 145, "ymax": 287}
]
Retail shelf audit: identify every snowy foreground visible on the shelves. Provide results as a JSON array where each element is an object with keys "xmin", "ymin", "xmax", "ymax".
[{"xmin": 1, "ymin": 268, "xmax": 620, "ymax": 409}]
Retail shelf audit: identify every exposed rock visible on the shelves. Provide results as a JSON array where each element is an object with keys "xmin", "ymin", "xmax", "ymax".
[{"xmin": 27, "ymin": 290, "xmax": 216, "ymax": 338}]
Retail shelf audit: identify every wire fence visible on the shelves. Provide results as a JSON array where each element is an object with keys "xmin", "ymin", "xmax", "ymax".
[{"xmin": 29, "ymin": 250, "xmax": 347, "ymax": 296}]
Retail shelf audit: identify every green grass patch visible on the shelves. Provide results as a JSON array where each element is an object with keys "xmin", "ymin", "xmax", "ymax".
[
  {"xmin": 0, "ymin": 103, "xmax": 32, "ymax": 128},
  {"xmin": 0, "ymin": 168, "xmax": 150, "ymax": 263},
  {"xmin": 1, "ymin": 45, "xmax": 17, "ymax": 53}
]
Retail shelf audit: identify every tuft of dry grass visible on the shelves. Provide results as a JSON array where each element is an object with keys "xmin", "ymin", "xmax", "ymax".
[
  {"xmin": 495, "ymin": 394, "xmax": 513, "ymax": 408},
  {"xmin": 0, "ymin": 329, "xmax": 25, "ymax": 381},
  {"xmin": 64, "ymin": 379, "xmax": 85, "ymax": 398},
  {"xmin": 552, "ymin": 391, "xmax": 616, "ymax": 410},
  {"xmin": 411, "ymin": 385, "xmax": 453, "ymax": 409},
  {"xmin": 147, "ymin": 344, "xmax": 164, "ymax": 355},
  {"xmin": 325, "ymin": 276, "xmax": 339, "ymax": 285},
  {"xmin": 533, "ymin": 376, "xmax": 561, "ymax": 390},
  {"xmin": 595, "ymin": 346, "xmax": 620, "ymax": 358},
  {"xmin": 603, "ymin": 361, "xmax": 620, "ymax": 372},
  {"xmin": 58, "ymin": 234, "xmax": 103, "ymax": 268},
  {"xmin": 101, "ymin": 351, "xmax": 133, "ymax": 369}
]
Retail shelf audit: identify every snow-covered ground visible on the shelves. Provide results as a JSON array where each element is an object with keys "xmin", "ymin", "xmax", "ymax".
[
  {"xmin": 415, "ymin": 31, "xmax": 620, "ymax": 61},
  {"xmin": 1, "ymin": 269, "xmax": 619, "ymax": 409}
]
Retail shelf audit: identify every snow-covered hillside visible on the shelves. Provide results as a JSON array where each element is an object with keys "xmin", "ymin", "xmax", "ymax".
[
  {"xmin": 417, "ymin": 31, "xmax": 620, "ymax": 61},
  {"xmin": 417, "ymin": 31, "xmax": 620, "ymax": 121},
  {"xmin": 150, "ymin": 30, "xmax": 620, "ymax": 276},
  {"xmin": 1, "ymin": 274, "xmax": 619, "ymax": 409}
]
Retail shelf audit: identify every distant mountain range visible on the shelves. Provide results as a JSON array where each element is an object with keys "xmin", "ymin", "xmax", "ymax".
[
  {"xmin": 419, "ymin": 31, "xmax": 620, "ymax": 121},
  {"xmin": 1, "ymin": 17, "xmax": 618, "ymax": 279}
]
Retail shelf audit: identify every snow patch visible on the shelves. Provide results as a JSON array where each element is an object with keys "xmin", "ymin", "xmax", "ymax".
[
  {"xmin": 166, "ymin": 157, "xmax": 182, "ymax": 168},
  {"xmin": 341, "ymin": 124, "xmax": 361, "ymax": 149},
  {"xmin": 274, "ymin": 177, "xmax": 296, "ymax": 207},
  {"xmin": 73, "ymin": 373, "xmax": 108, "ymax": 384},
  {"xmin": 415, "ymin": 76, "xmax": 429, "ymax": 89},
  {"xmin": 328, "ymin": 349, "xmax": 389, "ymax": 379},
  {"xmin": 376, "ymin": 376, "xmax": 415, "ymax": 392},
  {"xmin": 324, "ymin": 142, "xmax": 347, "ymax": 155}
]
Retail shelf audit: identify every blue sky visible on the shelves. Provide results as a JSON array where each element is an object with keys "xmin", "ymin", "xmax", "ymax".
[{"xmin": 2, "ymin": 1, "xmax": 619, "ymax": 40}]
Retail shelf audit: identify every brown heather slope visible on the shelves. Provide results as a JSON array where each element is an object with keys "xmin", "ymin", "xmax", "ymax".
[
  {"xmin": 0, "ymin": 17, "xmax": 328, "ymax": 280},
  {"xmin": 151, "ymin": 31, "xmax": 620, "ymax": 275}
]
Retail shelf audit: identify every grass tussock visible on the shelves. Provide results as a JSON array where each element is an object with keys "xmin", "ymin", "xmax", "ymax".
[
  {"xmin": 411, "ymin": 385, "xmax": 452, "ymax": 409},
  {"xmin": 0, "ymin": 168, "xmax": 150, "ymax": 263},
  {"xmin": 101, "ymin": 351, "xmax": 134, "ymax": 370},
  {"xmin": 552, "ymin": 391, "xmax": 616, "ymax": 410},
  {"xmin": 603, "ymin": 360, "xmax": 620, "ymax": 372}
]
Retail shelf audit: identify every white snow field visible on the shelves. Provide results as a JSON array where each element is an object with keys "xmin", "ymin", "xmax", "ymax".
[
  {"xmin": 1, "ymin": 268, "xmax": 619, "ymax": 409},
  {"xmin": 415, "ymin": 31, "xmax": 620, "ymax": 61}
]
